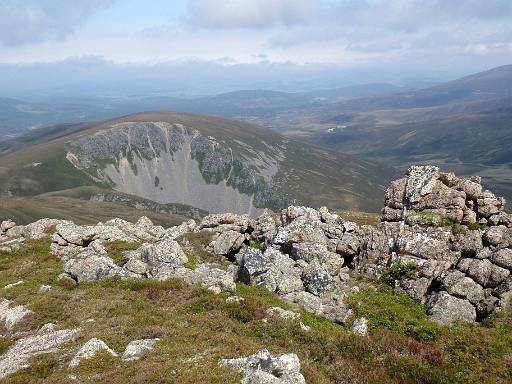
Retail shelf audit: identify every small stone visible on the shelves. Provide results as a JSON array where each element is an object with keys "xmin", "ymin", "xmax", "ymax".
[
  {"xmin": 3, "ymin": 281, "xmax": 24, "ymax": 289},
  {"xmin": 38, "ymin": 285, "xmax": 52, "ymax": 293},
  {"xmin": 121, "ymin": 339, "xmax": 159, "ymax": 361},
  {"xmin": 299, "ymin": 322, "xmax": 311, "ymax": 332},
  {"xmin": 349, "ymin": 317, "xmax": 368, "ymax": 337},
  {"xmin": 226, "ymin": 296, "xmax": 245, "ymax": 303},
  {"xmin": 57, "ymin": 273, "xmax": 77, "ymax": 288}
]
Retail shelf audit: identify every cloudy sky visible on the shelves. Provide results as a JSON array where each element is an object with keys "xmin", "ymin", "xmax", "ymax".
[{"xmin": 0, "ymin": 0, "xmax": 511, "ymax": 95}]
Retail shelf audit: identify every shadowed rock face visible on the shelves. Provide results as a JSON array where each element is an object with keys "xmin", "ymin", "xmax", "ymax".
[{"xmin": 67, "ymin": 122, "xmax": 290, "ymax": 216}]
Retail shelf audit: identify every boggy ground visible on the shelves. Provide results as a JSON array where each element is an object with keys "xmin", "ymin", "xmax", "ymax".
[{"xmin": 0, "ymin": 236, "xmax": 511, "ymax": 383}]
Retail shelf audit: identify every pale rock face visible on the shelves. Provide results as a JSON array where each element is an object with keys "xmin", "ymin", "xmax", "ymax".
[
  {"xmin": 67, "ymin": 122, "xmax": 291, "ymax": 216},
  {"xmin": 0, "ymin": 328, "xmax": 80, "ymax": 378},
  {"xmin": 221, "ymin": 349, "xmax": 305, "ymax": 384},
  {"xmin": 121, "ymin": 339, "xmax": 159, "ymax": 361},
  {"xmin": 69, "ymin": 338, "xmax": 118, "ymax": 368},
  {"xmin": 0, "ymin": 298, "xmax": 33, "ymax": 330}
]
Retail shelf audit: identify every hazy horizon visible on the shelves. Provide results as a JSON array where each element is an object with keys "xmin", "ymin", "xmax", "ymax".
[{"xmin": 1, "ymin": 1, "xmax": 512, "ymax": 98}]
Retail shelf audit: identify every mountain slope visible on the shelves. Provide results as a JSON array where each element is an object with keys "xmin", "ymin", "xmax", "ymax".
[
  {"xmin": 0, "ymin": 112, "xmax": 398, "ymax": 214},
  {"xmin": 321, "ymin": 64, "xmax": 512, "ymax": 113}
]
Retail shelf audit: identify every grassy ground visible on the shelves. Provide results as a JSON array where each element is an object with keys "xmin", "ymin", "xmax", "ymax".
[
  {"xmin": 0, "ymin": 238, "xmax": 510, "ymax": 383},
  {"xmin": 337, "ymin": 210, "xmax": 381, "ymax": 226},
  {"xmin": 0, "ymin": 196, "xmax": 190, "ymax": 227}
]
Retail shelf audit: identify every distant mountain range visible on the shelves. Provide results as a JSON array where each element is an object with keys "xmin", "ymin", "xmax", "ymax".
[{"xmin": 0, "ymin": 83, "xmax": 403, "ymax": 137}]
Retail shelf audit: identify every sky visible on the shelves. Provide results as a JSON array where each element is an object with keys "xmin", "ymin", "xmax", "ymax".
[{"xmin": 0, "ymin": 0, "xmax": 511, "ymax": 96}]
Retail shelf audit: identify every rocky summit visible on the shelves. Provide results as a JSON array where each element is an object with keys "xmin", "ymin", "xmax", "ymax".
[{"xmin": 0, "ymin": 165, "xmax": 511, "ymax": 382}]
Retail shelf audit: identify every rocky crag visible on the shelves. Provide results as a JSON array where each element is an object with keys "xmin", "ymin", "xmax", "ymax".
[
  {"xmin": 1, "ymin": 165, "xmax": 511, "ymax": 381},
  {"xmin": 2, "ymin": 165, "xmax": 510, "ymax": 326}
]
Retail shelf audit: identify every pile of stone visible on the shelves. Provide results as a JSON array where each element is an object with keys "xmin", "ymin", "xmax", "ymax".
[
  {"xmin": 382, "ymin": 165, "xmax": 509, "ymax": 225},
  {"xmin": 188, "ymin": 207, "xmax": 361, "ymax": 323},
  {"xmin": 359, "ymin": 165, "xmax": 512, "ymax": 323}
]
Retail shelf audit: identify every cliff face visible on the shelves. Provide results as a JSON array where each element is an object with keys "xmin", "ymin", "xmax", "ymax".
[{"xmin": 67, "ymin": 122, "xmax": 290, "ymax": 216}]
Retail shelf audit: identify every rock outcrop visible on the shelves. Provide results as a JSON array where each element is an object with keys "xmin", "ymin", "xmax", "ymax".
[
  {"xmin": 362, "ymin": 165, "xmax": 512, "ymax": 323},
  {"xmin": 0, "ymin": 328, "xmax": 80, "ymax": 378},
  {"xmin": 221, "ymin": 349, "xmax": 305, "ymax": 384},
  {"xmin": 1, "ymin": 165, "xmax": 511, "ymax": 326}
]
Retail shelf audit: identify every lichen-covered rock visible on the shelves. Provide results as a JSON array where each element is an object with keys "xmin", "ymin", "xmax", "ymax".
[
  {"xmin": 0, "ymin": 298, "xmax": 33, "ymax": 330},
  {"xmin": 490, "ymin": 248, "xmax": 512, "ymax": 270},
  {"xmin": 282, "ymin": 291, "xmax": 322, "ymax": 314},
  {"xmin": 69, "ymin": 338, "xmax": 118, "ymax": 368},
  {"xmin": 427, "ymin": 291, "xmax": 476, "ymax": 324},
  {"xmin": 441, "ymin": 271, "xmax": 485, "ymax": 306},
  {"xmin": 0, "ymin": 220, "xmax": 16, "ymax": 233},
  {"xmin": 266, "ymin": 307, "xmax": 300, "ymax": 321},
  {"xmin": 124, "ymin": 238, "xmax": 188, "ymax": 276},
  {"xmin": 197, "ymin": 213, "xmax": 253, "ymax": 233},
  {"xmin": 349, "ymin": 317, "xmax": 368, "ymax": 337},
  {"xmin": 221, "ymin": 349, "xmax": 305, "ymax": 384},
  {"xmin": 0, "ymin": 328, "xmax": 80, "ymax": 378},
  {"xmin": 457, "ymin": 258, "xmax": 509, "ymax": 288},
  {"xmin": 165, "ymin": 219, "xmax": 197, "ymax": 240},
  {"xmin": 121, "ymin": 339, "xmax": 159, "ymax": 361},
  {"xmin": 212, "ymin": 230, "xmax": 246, "ymax": 256},
  {"xmin": 236, "ymin": 248, "xmax": 273, "ymax": 285},
  {"xmin": 273, "ymin": 218, "xmax": 327, "ymax": 248},
  {"xmin": 301, "ymin": 259, "xmax": 335, "ymax": 295},
  {"xmin": 483, "ymin": 226, "xmax": 511, "ymax": 248},
  {"xmin": 64, "ymin": 253, "xmax": 140, "ymax": 282}
]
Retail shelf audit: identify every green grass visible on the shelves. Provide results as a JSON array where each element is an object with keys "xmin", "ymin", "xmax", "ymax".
[
  {"xmin": 347, "ymin": 285, "xmax": 438, "ymax": 340},
  {"xmin": 380, "ymin": 263, "xmax": 418, "ymax": 287},
  {"xmin": 249, "ymin": 241, "xmax": 263, "ymax": 250},
  {"xmin": 405, "ymin": 210, "xmax": 489, "ymax": 235},
  {"xmin": 104, "ymin": 240, "xmax": 142, "ymax": 266},
  {"xmin": 178, "ymin": 231, "xmax": 231, "ymax": 270},
  {"xmin": 0, "ymin": 239, "xmax": 511, "ymax": 383},
  {"xmin": 405, "ymin": 211, "xmax": 456, "ymax": 227}
]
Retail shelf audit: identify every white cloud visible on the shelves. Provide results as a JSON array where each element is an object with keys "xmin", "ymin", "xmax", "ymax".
[
  {"xmin": 187, "ymin": 0, "xmax": 318, "ymax": 29},
  {"xmin": 0, "ymin": 0, "xmax": 115, "ymax": 46}
]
